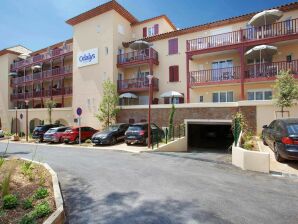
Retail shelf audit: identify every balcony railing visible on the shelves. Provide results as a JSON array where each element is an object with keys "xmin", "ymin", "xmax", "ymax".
[
  {"xmin": 11, "ymin": 44, "xmax": 73, "ymax": 70},
  {"xmin": 190, "ymin": 60, "xmax": 298, "ymax": 86},
  {"xmin": 190, "ymin": 66, "xmax": 241, "ymax": 85},
  {"xmin": 117, "ymin": 78, "xmax": 159, "ymax": 92},
  {"xmin": 117, "ymin": 48, "xmax": 159, "ymax": 67},
  {"xmin": 11, "ymin": 87, "xmax": 73, "ymax": 100},
  {"xmin": 187, "ymin": 18, "xmax": 298, "ymax": 52},
  {"xmin": 245, "ymin": 59, "xmax": 298, "ymax": 79},
  {"xmin": 11, "ymin": 66, "xmax": 72, "ymax": 85}
]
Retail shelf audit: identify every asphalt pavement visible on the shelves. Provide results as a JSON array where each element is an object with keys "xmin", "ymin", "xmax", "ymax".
[{"xmin": 1, "ymin": 141, "xmax": 298, "ymax": 224}]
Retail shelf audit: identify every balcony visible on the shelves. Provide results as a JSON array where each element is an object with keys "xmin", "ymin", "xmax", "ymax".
[
  {"xmin": 11, "ymin": 87, "xmax": 73, "ymax": 101},
  {"xmin": 245, "ymin": 59, "xmax": 298, "ymax": 81},
  {"xmin": 11, "ymin": 44, "xmax": 73, "ymax": 70},
  {"xmin": 10, "ymin": 66, "xmax": 72, "ymax": 86},
  {"xmin": 187, "ymin": 18, "xmax": 298, "ymax": 52},
  {"xmin": 117, "ymin": 48, "xmax": 159, "ymax": 68},
  {"xmin": 190, "ymin": 60, "xmax": 298, "ymax": 86},
  {"xmin": 190, "ymin": 66, "xmax": 241, "ymax": 86},
  {"xmin": 117, "ymin": 78, "xmax": 159, "ymax": 93}
]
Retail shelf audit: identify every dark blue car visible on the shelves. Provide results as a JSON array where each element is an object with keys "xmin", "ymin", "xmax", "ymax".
[{"xmin": 262, "ymin": 118, "xmax": 298, "ymax": 162}]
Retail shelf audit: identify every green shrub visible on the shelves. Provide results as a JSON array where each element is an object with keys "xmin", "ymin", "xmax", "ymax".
[
  {"xmin": 22, "ymin": 198, "xmax": 33, "ymax": 210},
  {"xmin": 19, "ymin": 214, "xmax": 36, "ymax": 224},
  {"xmin": 34, "ymin": 187, "xmax": 48, "ymax": 200},
  {"xmin": 30, "ymin": 201, "xmax": 51, "ymax": 219},
  {"xmin": 21, "ymin": 161, "xmax": 34, "ymax": 181},
  {"xmin": 3, "ymin": 194, "xmax": 18, "ymax": 209},
  {"xmin": 85, "ymin": 139, "xmax": 92, "ymax": 144},
  {"xmin": 1, "ymin": 168, "xmax": 14, "ymax": 197}
]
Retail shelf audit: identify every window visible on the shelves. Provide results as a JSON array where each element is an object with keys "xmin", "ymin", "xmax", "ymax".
[
  {"xmin": 199, "ymin": 96, "xmax": 203, "ymax": 102},
  {"xmin": 247, "ymin": 90, "xmax": 272, "ymax": 100},
  {"xmin": 118, "ymin": 24, "xmax": 124, "ymax": 34},
  {"xmin": 143, "ymin": 24, "xmax": 159, "ymax": 38},
  {"xmin": 212, "ymin": 91, "xmax": 233, "ymax": 103},
  {"xmin": 169, "ymin": 65, "xmax": 179, "ymax": 82},
  {"xmin": 168, "ymin": 38, "xmax": 178, "ymax": 55},
  {"xmin": 286, "ymin": 54, "xmax": 292, "ymax": 62}
]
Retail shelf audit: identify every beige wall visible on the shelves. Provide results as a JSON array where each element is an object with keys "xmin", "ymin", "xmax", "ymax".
[
  {"xmin": 7, "ymin": 108, "xmax": 74, "ymax": 133},
  {"xmin": 0, "ymin": 53, "xmax": 18, "ymax": 130},
  {"xmin": 131, "ymin": 17, "xmax": 175, "ymax": 40}
]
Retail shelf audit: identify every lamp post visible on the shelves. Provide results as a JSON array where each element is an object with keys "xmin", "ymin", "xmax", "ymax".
[
  {"xmin": 14, "ymin": 106, "xmax": 18, "ymax": 136},
  {"xmin": 25, "ymin": 100, "xmax": 29, "ymax": 142},
  {"xmin": 147, "ymin": 75, "xmax": 153, "ymax": 148}
]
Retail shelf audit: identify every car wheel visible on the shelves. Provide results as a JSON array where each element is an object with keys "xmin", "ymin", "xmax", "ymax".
[
  {"xmin": 262, "ymin": 137, "xmax": 268, "ymax": 146},
  {"xmin": 126, "ymin": 142, "xmax": 131, "ymax": 146},
  {"xmin": 75, "ymin": 137, "xmax": 79, "ymax": 144},
  {"xmin": 111, "ymin": 137, "xmax": 117, "ymax": 145},
  {"xmin": 274, "ymin": 144, "xmax": 285, "ymax": 163}
]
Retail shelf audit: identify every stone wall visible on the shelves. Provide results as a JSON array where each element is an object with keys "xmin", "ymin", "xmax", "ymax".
[{"xmin": 117, "ymin": 106, "xmax": 257, "ymax": 133}]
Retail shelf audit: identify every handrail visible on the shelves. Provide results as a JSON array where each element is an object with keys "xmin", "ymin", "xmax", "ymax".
[{"xmin": 187, "ymin": 18, "xmax": 298, "ymax": 51}]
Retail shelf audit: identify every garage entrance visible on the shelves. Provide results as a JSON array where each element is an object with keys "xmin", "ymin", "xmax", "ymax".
[{"xmin": 186, "ymin": 120, "xmax": 234, "ymax": 153}]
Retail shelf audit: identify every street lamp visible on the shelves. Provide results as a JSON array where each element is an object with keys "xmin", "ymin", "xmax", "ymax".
[
  {"xmin": 14, "ymin": 106, "xmax": 18, "ymax": 136},
  {"xmin": 147, "ymin": 74, "xmax": 153, "ymax": 148},
  {"xmin": 25, "ymin": 100, "xmax": 29, "ymax": 142}
]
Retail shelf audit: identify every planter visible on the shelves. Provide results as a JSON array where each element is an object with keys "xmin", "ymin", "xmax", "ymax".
[
  {"xmin": 232, "ymin": 146, "xmax": 270, "ymax": 173},
  {"xmin": 11, "ymin": 135, "xmax": 20, "ymax": 141}
]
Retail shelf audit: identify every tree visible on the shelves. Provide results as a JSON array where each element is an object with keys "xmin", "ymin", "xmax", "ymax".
[
  {"xmin": 168, "ymin": 104, "xmax": 176, "ymax": 140},
  {"xmin": 45, "ymin": 100, "xmax": 56, "ymax": 124},
  {"xmin": 96, "ymin": 79, "xmax": 120, "ymax": 128},
  {"xmin": 274, "ymin": 70, "xmax": 298, "ymax": 117}
]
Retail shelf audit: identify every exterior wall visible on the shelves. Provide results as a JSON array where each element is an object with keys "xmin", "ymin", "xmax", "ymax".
[
  {"xmin": 0, "ymin": 53, "xmax": 18, "ymax": 131},
  {"xmin": 7, "ymin": 108, "xmax": 74, "ymax": 134},
  {"xmin": 131, "ymin": 17, "xmax": 175, "ymax": 40},
  {"xmin": 72, "ymin": 11, "xmax": 116, "ymax": 129},
  {"xmin": 190, "ymin": 84, "xmax": 241, "ymax": 103}
]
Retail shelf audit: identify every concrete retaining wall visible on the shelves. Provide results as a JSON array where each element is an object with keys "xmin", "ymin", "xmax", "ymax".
[
  {"xmin": 232, "ymin": 146, "xmax": 270, "ymax": 173},
  {"xmin": 154, "ymin": 137, "xmax": 187, "ymax": 152}
]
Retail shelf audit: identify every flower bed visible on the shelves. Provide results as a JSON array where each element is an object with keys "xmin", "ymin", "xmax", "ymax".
[{"xmin": 0, "ymin": 159, "xmax": 55, "ymax": 224}]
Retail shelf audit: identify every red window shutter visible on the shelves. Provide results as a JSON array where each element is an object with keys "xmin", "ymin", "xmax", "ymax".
[
  {"xmin": 143, "ymin": 27, "xmax": 147, "ymax": 38},
  {"xmin": 179, "ymin": 94, "xmax": 184, "ymax": 103},
  {"xmin": 174, "ymin": 66, "xmax": 179, "ymax": 82},
  {"xmin": 168, "ymin": 38, "xmax": 178, "ymax": 55},
  {"xmin": 169, "ymin": 66, "xmax": 174, "ymax": 82},
  {"xmin": 154, "ymin": 24, "xmax": 159, "ymax": 35},
  {"xmin": 164, "ymin": 97, "xmax": 170, "ymax": 104}
]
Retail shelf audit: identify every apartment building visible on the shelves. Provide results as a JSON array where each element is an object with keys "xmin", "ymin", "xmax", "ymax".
[{"xmin": 0, "ymin": 0, "xmax": 298, "ymax": 134}]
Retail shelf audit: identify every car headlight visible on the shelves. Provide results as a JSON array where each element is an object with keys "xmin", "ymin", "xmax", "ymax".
[{"xmin": 100, "ymin": 135, "xmax": 108, "ymax": 139}]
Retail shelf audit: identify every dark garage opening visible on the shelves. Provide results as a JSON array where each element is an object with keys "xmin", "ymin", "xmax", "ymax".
[{"xmin": 188, "ymin": 123, "xmax": 234, "ymax": 153}]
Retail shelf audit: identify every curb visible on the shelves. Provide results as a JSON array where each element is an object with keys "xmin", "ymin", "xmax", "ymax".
[{"xmin": 21, "ymin": 158, "xmax": 65, "ymax": 224}]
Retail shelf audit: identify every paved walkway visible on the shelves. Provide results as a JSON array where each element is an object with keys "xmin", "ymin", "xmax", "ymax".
[
  {"xmin": 258, "ymin": 141, "xmax": 298, "ymax": 176},
  {"xmin": 1, "ymin": 141, "xmax": 298, "ymax": 224}
]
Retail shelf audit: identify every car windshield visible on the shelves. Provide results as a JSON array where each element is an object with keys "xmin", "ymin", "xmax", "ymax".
[
  {"xmin": 34, "ymin": 126, "xmax": 44, "ymax": 131},
  {"xmin": 105, "ymin": 125, "xmax": 119, "ymax": 132},
  {"xmin": 47, "ymin": 129, "xmax": 56, "ymax": 133},
  {"xmin": 127, "ymin": 125, "xmax": 144, "ymax": 131},
  {"xmin": 287, "ymin": 124, "xmax": 298, "ymax": 135}
]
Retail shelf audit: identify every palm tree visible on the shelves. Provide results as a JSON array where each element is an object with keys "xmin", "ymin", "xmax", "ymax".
[{"xmin": 45, "ymin": 100, "xmax": 56, "ymax": 124}]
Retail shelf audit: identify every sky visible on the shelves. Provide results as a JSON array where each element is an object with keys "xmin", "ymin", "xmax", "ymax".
[{"xmin": 0, "ymin": 0, "xmax": 295, "ymax": 51}]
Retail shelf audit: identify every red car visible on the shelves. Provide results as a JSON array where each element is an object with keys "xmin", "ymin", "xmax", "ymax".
[{"xmin": 62, "ymin": 126, "xmax": 97, "ymax": 144}]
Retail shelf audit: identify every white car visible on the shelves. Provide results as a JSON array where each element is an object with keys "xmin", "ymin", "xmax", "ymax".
[{"xmin": 0, "ymin": 129, "xmax": 4, "ymax": 138}]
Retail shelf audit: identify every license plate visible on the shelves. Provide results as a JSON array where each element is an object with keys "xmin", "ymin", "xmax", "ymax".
[{"xmin": 93, "ymin": 140, "xmax": 99, "ymax": 143}]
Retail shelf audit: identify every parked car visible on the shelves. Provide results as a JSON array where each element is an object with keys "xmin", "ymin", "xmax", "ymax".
[
  {"xmin": 92, "ymin": 123, "xmax": 129, "ymax": 145},
  {"xmin": 32, "ymin": 124, "xmax": 62, "ymax": 142},
  {"xmin": 125, "ymin": 123, "xmax": 165, "ymax": 145},
  {"xmin": 262, "ymin": 118, "xmax": 298, "ymax": 162},
  {"xmin": 62, "ymin": 126, "xmax": 97, "ymax": 144},
  {"xmin": 0, "ymin": 129, "xmax": 4, "ymax": 138},
  {"xmin": 43, "ymin": 126, "xmax": 69, "ymax": 143}
]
